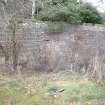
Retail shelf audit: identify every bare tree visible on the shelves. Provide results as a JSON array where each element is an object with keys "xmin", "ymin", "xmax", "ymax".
[{"xmin": 0, "ymin": 0, "xmax": 33, "ymax": 73}]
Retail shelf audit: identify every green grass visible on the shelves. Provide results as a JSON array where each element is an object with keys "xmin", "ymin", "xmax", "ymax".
[{"xmin": 0, "ymin": 74, "xmax": 105, "ymax": 105}]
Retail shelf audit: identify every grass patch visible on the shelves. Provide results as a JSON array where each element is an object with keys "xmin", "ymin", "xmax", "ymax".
[{"xmin": 0, "ymin": 74, "xmax": 105, "ymax": 105}]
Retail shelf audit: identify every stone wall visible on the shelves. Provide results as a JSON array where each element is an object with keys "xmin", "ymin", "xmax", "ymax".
[{"xmin": 0, "ymin": 20, "xmax": 105, "ymax": 73}]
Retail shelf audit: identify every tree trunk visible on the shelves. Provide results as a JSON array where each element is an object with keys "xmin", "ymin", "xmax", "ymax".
[
  {"xmin": 32, "ymin": 0, "xmax": 36, "ymax": 18},
  {"xmin": 12, "ymin": 23, "xmax": 18, "ymax": 72}
]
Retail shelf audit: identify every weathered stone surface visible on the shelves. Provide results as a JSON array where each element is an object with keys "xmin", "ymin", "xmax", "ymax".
[{"xmin": 0, "ymin": 21, "xmax": 105, "ymax": 72}]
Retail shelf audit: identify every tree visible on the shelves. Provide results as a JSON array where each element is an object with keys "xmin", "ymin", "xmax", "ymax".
[
  {"xmin": 0, "ymin": 0, "xmax": 7, "ymax": 19},
  {"xmin": 0, "ymin": 0, "xmax": 32, "ymax": 20},
  {"xmin": 0, "ymin": 0, "xmax": 32, "ymax": 73},
  {"xmin": 37, "ymin": 0, "xmax": 82, "ymax": 23},
  {"xmin": 101, "ymin": 13, "xmax": 105, "ymax": 24},
  {"xmin": 79, "ymin": 3, "xmax": 102, "ymax": 24},
  {"xmin": 35, "ymin": 0, "xmax": 103, "ymax": 24}
]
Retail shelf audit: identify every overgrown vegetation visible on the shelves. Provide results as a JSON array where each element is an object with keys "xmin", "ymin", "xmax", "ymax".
[
  {"xmin": 79, "ymin": 3, "xmax": 103, "ymax": 24},
  {"xmin": 35, "ymin": 0, "xmax": 103, "ymax": 24}
]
